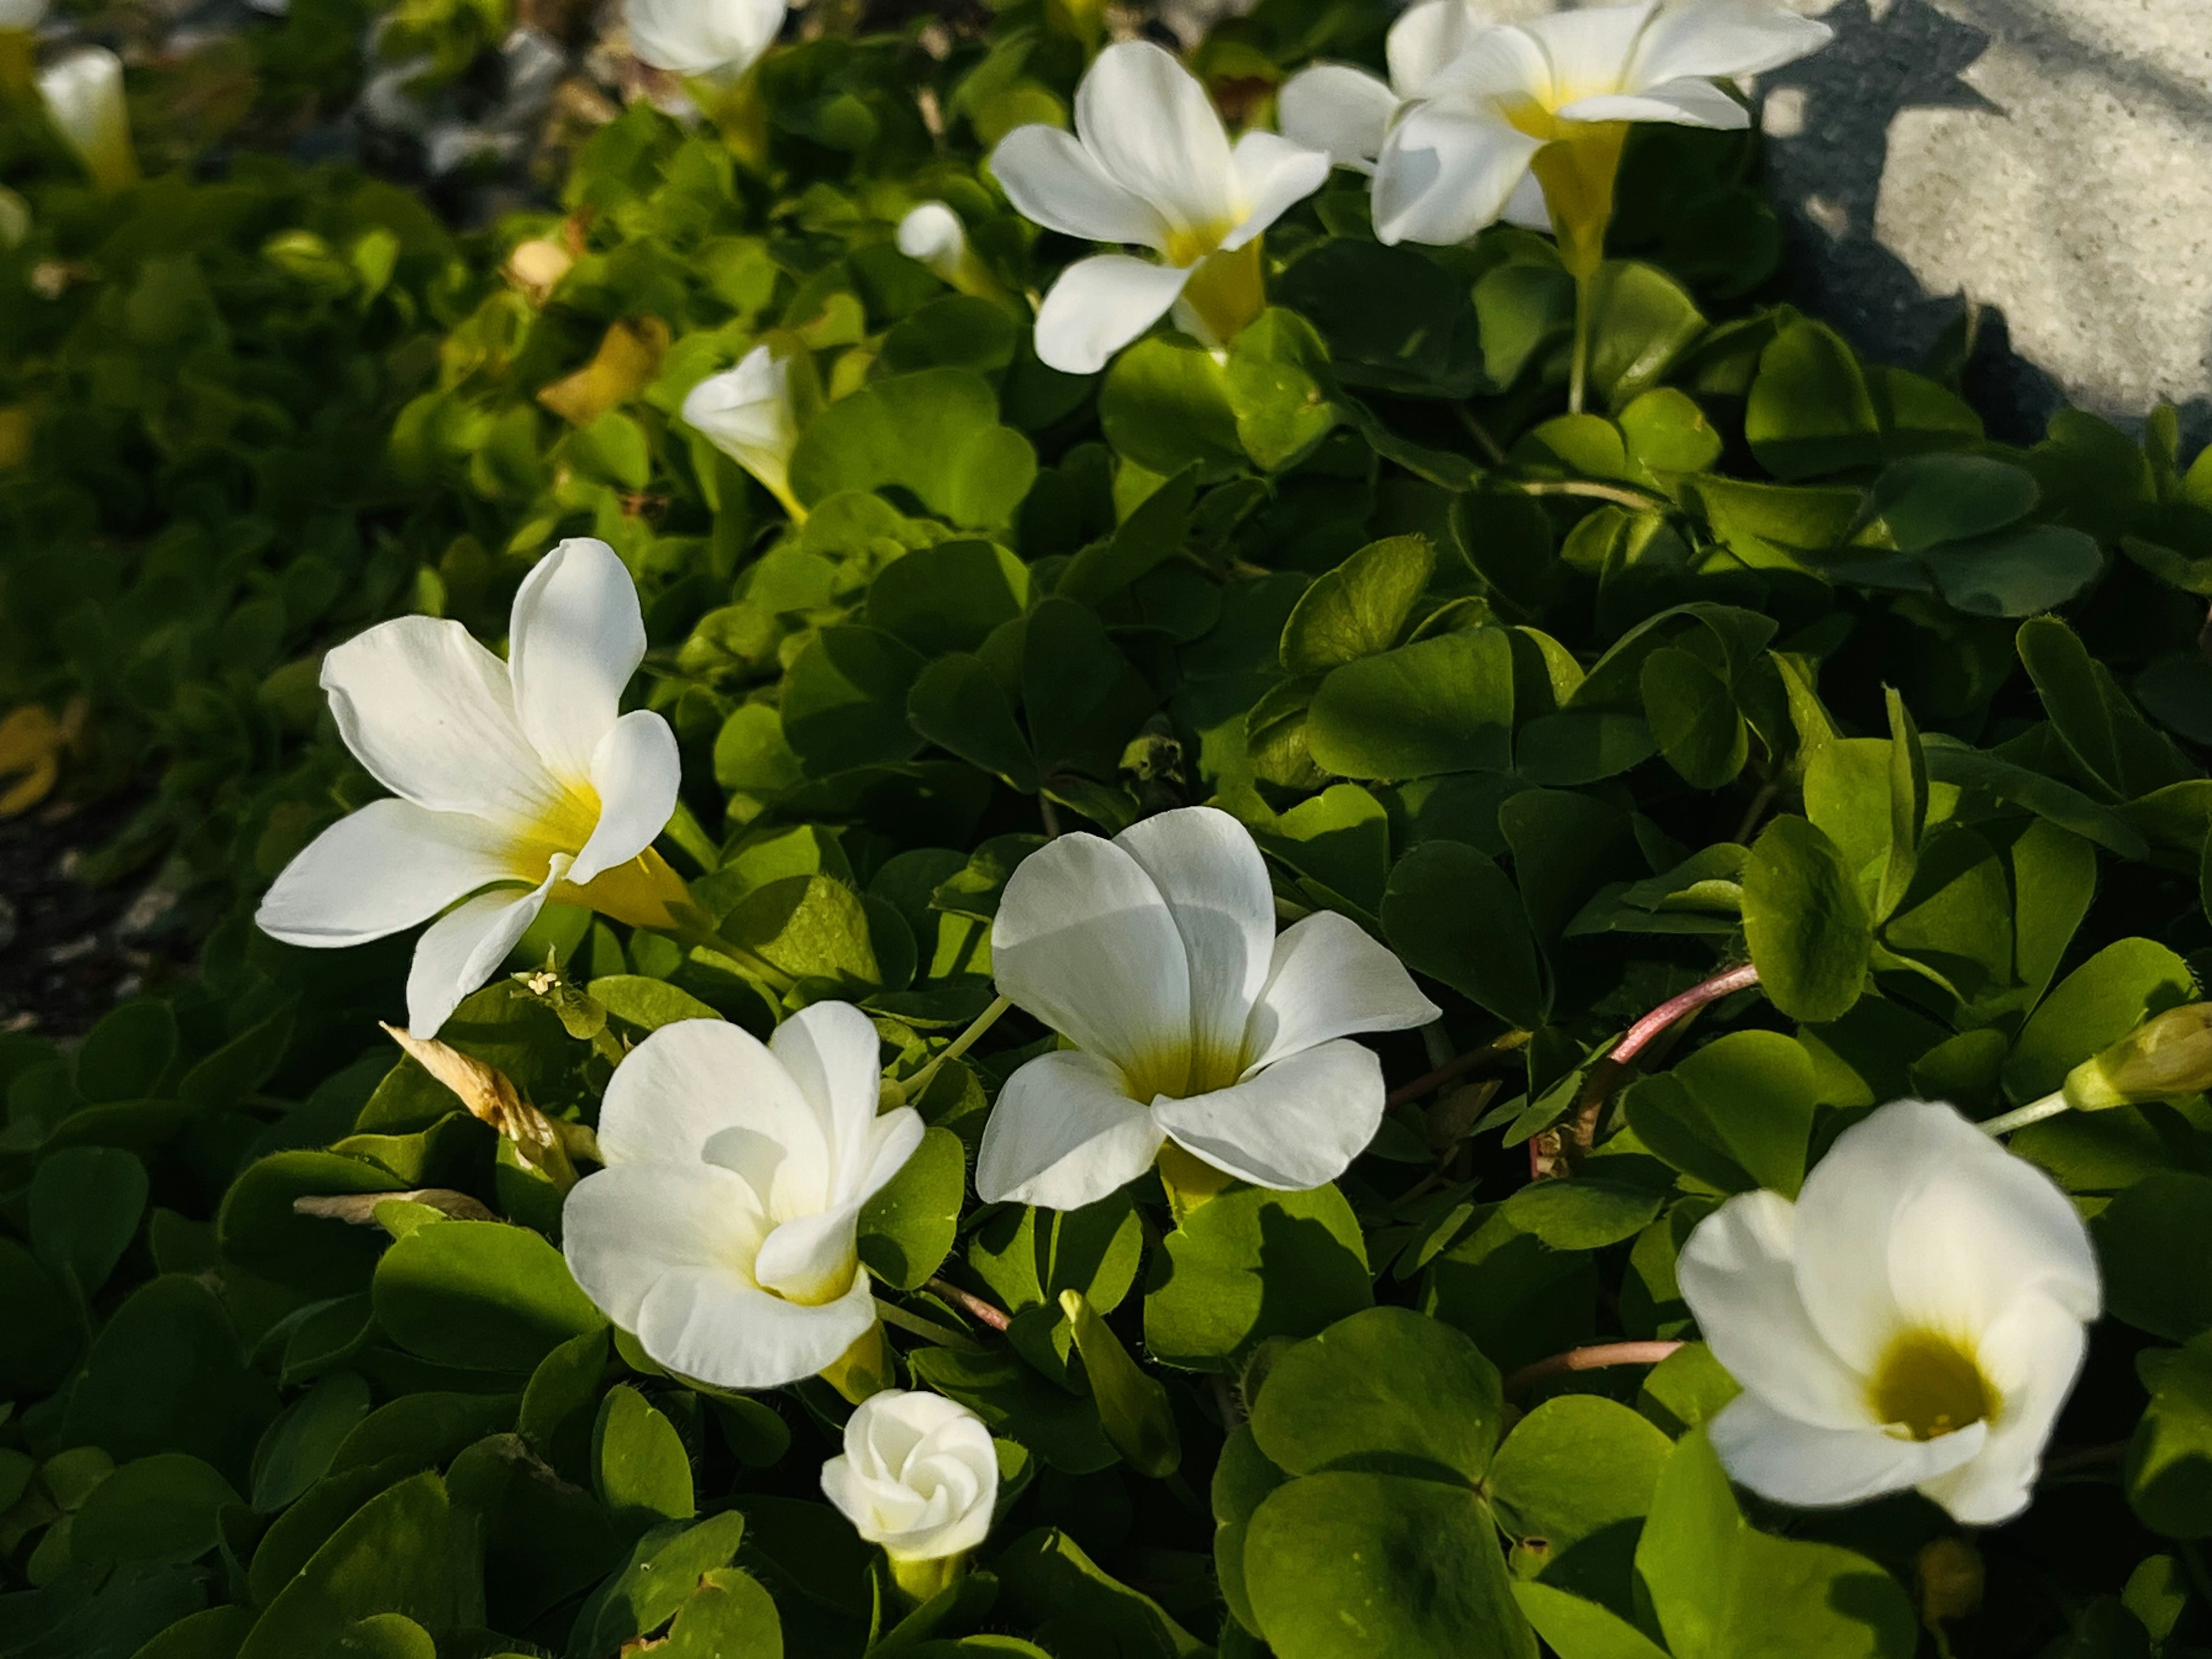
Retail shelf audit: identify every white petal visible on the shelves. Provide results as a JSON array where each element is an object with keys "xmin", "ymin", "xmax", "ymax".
[
  {"xmin": 404, "ymin": 861, "xmax": 563, "ymax": 1038},
  {"xmin": 1113, "ymin": 807, "xmax": 1278, "ymax": 1075},
  {"xmin": 641, "ymin": 1257, "xmax": 877, "ymax": 1390},
  {"xmin": 1676, "ymin": 1190, "xmax": 1877, "ymax": 1430},
  {"xmin": 321, "ymin": 616, "xmax": 562, "ymax": 827},
  {"xmin": 898, "ymin": 202, "xmax": 968, "ymax": 280},
  {"xmin": 1520, "ymin": 3, "xmax": 1658, "ymax": 103},
  {"xmin": 1278, "ymin": 65, "xmax": 1396, "ymax": 171},
  {"xmin": 1558, "ymin": 79, "xmax": 1749, "ymax": 129},
  {"xmin": 597, "ymin": 1016, "xmax": 811, "ymax": 1171},
  {"xmin": 1152, "ymin": 1038, "xmax": 1385, "ymax": 1191},
  {"xmin": 992, "ymin": 830, "xmax": 1194, "ymax": 1074},
  {"xmin": 1074, "ymin": 41, "xmax": 1237, "ymax": 241},
  {"xmin": 1708, "ymin": 1395, "xmax": 1985, "ymax": 1510},
  {"xmin": 1032, "ymin": 254, "xmax": 1194, "ymax": 376},
  {"xmin": 1221, "ymin": 130, "xmax": 1332, "ymax": 248},
  {"xmin": 1372, "ymin": 101, "xmax": 1544, "ymax": 247},
  {"xmin": 753, "ymin": 1198, "xmax": 868, "ymax": 1306},
  {"xmin": 569, "ymin": 710, "xmax": 680, "ymax": 886},
  {"xmin": 681, "ymin": 346, "xmax": 800, "ymax": 503},
  {"xmin": 1918, "ymin": 1294, "xmax": 2087, "ymax": 1525},
  {"xmin": 988, "ymin": 125, "xmax": 1173, "ymax": 251},
  {"xmin": 626, "ymin": 0, "xmax": 785, "ymax": 79},
  {"xmin": 1501, "ymin": 169, "xmax": 1551, "ymax": 231},
  {"xmin": 256, "ymin": 799, "xmax": 516, "ymax": 948},
  {"xmin": 1793, "ymin": 1101, "xmax": 2101, "ymax": 1369},
  {"xmin": 975, "ymin": 1050, "xmax": 1164, "ymax": 1210},
  {"xmin": 1626, "ymin": 0, "xmax": 1833, "ymax": 89},
  {"xmin": 768, "ymin": 1001, "xmax": 889, "ymax": 1199},
  {"xmin": 563, "ymin": 1160, "xmax": 769, "ymax": 1333},
  {"xmin": 1387, "ymin": 0, "xmax": 1498, "ymax": 99},
  {"xmin": 508, "ymin": 537, "xmax": 646, "ymax": 788},
  {"xmin": 861, "ymin": 1107, "xmax": 927, "ymax": 1206},
  {"xmin": 1242, "ymin": 910, "xmax": 1440, "ymax": 1072},
  {"xmin": 1422, "ymin": 21, "xmax": 1556, "ymax": 106}
]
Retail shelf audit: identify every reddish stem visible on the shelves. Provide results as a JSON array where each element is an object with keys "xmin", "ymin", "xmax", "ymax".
[
  {"xmin": 926, "ymin": 1277, "xmax": 1010, "ymax": 1334},
  {"xmin": 1613, "ymin": 964, "xmax": 1762, "ymax": 1066},
  {"xmin": 1504, "ymin": 1340, "xmax": 1683, "ymax": 1399},
  {"xmin": 1385, "ymin": 1031, "xmax": 1531, "ymax": 1110}
]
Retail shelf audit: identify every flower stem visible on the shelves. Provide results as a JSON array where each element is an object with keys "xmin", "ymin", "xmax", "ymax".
[
  {"xmin": 897, "ymin": 994, "xmax": 1012, "ymax": 1103},
  {"xmin": 1615, "ymin": 964, "xmax": 1763, "ymax": 1066},
  {"xmin": 888, "ymin": 1551, "xmax": 965, "ymax": 1606},
  {"xmin": 926, "ymin": 1277, "xmax": 1010, "ymax": 1334},
  {"xmin": 1384, "ymin": 1029, "xmax": 1532, "ymax": 1109},
  {"xmin": 1513, "ymin": 479, "xmax": 1671, "ymax": 512},
  {"xmin": 873, "ymin": 1298, "xmax": 982, "ymax": 1351},
  {"xmin": 1505, "ymin": 1339, "xmax": 1683, "ymax": 1399},
  {"xmin": 1979, "ymin": 1090, "xmax": 2069, "ymax": 1138}
]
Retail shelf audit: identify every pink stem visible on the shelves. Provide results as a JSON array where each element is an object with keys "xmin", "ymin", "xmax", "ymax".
[
  {"xmin": 1505, "ymin": 1340, "xmax": 1683, "ymax": 1398},
  {"xmin": 927, "ymin": 1277, "xmax": 1010, "ymax": 1334},
  {"xmin": 1613, "ymin": 964, "xmax": 1762, "ymax": 1066}
]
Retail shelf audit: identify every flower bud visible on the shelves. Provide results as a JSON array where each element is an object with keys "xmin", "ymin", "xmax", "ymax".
[
  {"xmin": 895, "ymin": 202, "xmax": 1001, "ymax": 302},
  {"xmin": 0, "ymin": 0, "xmax": 48, "ymax": 29},
  {"xmin": 38, "ymin": 48, "xmax": 138, "ymax": 195},
  {"xmin": 2063, "ymin": 1003, "xmax": 2212, "ymax": 1112},
  {"xmin": 680, "ymin": 339, "xmax": 810, "ymax": 520},
  {"xmin": 820, "ymin": 1389, "xmax": 998, "ymax": 1581}
]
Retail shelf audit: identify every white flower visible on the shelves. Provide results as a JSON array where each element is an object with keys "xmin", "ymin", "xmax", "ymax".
[
  {"xmin": 626, "ymin": 0, "xmax": 785, "ymax": 81},
  {"xmin": 976, "ymin": 806, "xmax": 1440, "ymax": 1211},
  {"xmin": 563, "ymin": 1005, "xmax": 925, "ymax": 1389},
  {"xmin": 1282, "ymin": 0, "xmax": 1830, "ymax": 247},
  {"xmin": 1677, "ymin": 1099, "xmax": 2101, "ymax": 1526},
  {"xmin": 988, "ymin": 41, "xmax": 1331, "ymax": 374},
  {"xmin": 0, "ymin": 0, "xmax": 47, "ymax": 29},
  {"xmin": 821, "ymin": 1390, "xmax": 998, "ymax": 1562},
  {"xmin": 897, "ymin": 202, "xmax": 970, "ymax": 283},
  {"xmin": 1157, "ymin": 0, "xmax": 1257, "ymax": 50},
  {"xmin": 38, "ymin": 48, "xmax": 137, "ymax": 196},
  {"xmin": 681, "ymin": 343, "xmax": 805, "ymax": 520},
  {"xmin": 256, "ymin": 538, "xmax": 683, "ymax": 1039}
]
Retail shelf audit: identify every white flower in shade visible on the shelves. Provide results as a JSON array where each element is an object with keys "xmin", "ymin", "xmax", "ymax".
[
  {"xmin": 1283, "ymin": 0, "xmax": 1831, "ymax": 247},
  {"xmin": 681, "ymin": 343, "xmax": 805, "ymax": 520},
  {"xmin": 988, "ymin": 41, "xmax": 1331, "ymax": 374},
  {"xmin": 1677, "ymin": 1099, "xmax": 2101, "ymax": 1525},
  {"xmin": 0, "ymin": 0, "xmax": 47, "ymax": 29},
  {"xmin": 976, "ymin": 806, "xmax": 1441, "ymax": 1211},
  {"xmin": 38, "ymin": 48, "xmax": 138, "ymax": 196},
  {"xmin": 626, "ymin": 0, "xmax": 785, "ymax": 80},
  {"xmin": 256, "ymin": 538, "xmax": 683, "ymax": 1039},
  {"xmin": 821, "ymin": 1390, "xmax": 998, "ymax": 1562},
  {"xmin": 563, "ymin": 1005, "xmax": 925, "ymax": 1389}
]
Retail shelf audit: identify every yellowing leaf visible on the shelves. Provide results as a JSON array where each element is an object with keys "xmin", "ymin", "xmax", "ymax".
[
  {"xmin": 536, "ymin": 316, "xmax": 671, "ymax": 427},
  {"xmin": 0, "ymin": 699, "xmax": 85, "ymax": 817}
]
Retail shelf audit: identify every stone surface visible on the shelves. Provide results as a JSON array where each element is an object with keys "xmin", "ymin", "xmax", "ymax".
[{"xmin": 1764, "ymin": 0, "xmax": 2212, "ymax": 442}]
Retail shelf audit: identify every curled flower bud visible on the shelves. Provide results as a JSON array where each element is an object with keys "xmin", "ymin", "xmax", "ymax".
[
  {"xmin": 2063, "ymin": 1003, "xmax": 2212, "ymax": 1112},
  {"xmin": 680, "ymin": 340, "xmax": 809, "ymax": 521},
  {"xmin": 821, "ymin": 1388, "xmax": 998, "ymax": 1599},
  {"xmin": 895, "ymin": 202, "xmax": 1003, "ymax": 303},
  {"xmin": 39, "ymin": 48, "xmax": 138, "ymax": 195}
]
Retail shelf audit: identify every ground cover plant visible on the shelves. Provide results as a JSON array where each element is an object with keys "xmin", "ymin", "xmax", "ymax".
[{"xmin": 7, "ymin": 0, "xmax": 2212, "ymax": 1656}]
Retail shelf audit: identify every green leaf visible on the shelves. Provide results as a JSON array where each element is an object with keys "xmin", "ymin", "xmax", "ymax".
[
  {"xmin": 1144, "ymin": 1184, "xmax": 1372, "ymax": 1373},
  {"xmin": 569, "ymin": 1512, "xmax": 751, "ymax": 1657},
  {"xmin": 372, "ymin": 1218, "xmax": 607, "ymax": 1374},
  {"xmin": 1625, "ymin": 1031, "xmax": 1819, "ymax": 1197},
  {"xmin": 907, "ymin": 1347, "xmax": 1118, "ymax": 1474},
  {"xmin": 1280, "ymin": 536, "xmax": 1435, "ymax": 676},
  {"xmin": 1587, "ymin": 262, "xmax": 1707, "ymax": 411},
  {"xmin": 868, "ymin": 539, "xmax": 1032, "ymax": 656},
  {"xmin": 1634, "ymin": 1430, "xmax": 1917, "ymax": 1659},
  {"xmin": 2018, "ymin": 615, "xmax": 2196, "ymax": 802},
  {"xmin": 1745, "ymin": 319, "xmax": 1883, "ymax": 480},
  {"xmin": 1244, "ymin": 1473, "xmax": 1536, "ymax": 1659},
  {"xmin": 75, "ymin": 999, "xmax": 177, "ymax": 1102},
  {"xmin": 1056, "ymin": 467, "xmax": 1196, "ymax": 604},
  {"xmin": 2094, "ymin": 1173, "xmax": 2212, "ymax": 1341},
  {"xmin": 30, "ymin": 1146, "xmax": 147, "ymax": 1297},
  {"xmin": 1742, "ymin": 815, "xmax": 1871, "ymax": 1022},
  {"xmin": 588, "ymin": 976, "xmax": 724, "ymax": 1031},
  {"xmin": 859, "ymin": 1125, "xmax": 966, "ymax": 1291},
  {"xmin": 1274, "ymin": 240, "xmax": 1485, "ymax": 399},
  {"xmin": 252, "ymin": 1371, "xmax": 373, "ymax": 1513},
  {"xmin": 1511, "ymin": 1582, "xmax": 1670, "ymax": 1659},
  {"xmin": 1639, "ymin": 647, "xmax": 1747, "ymax": 790},
  {"xmin": 1498, "ymin": 1180, "xmax": 1664, "ymax": 1250},
  {"xmin": 593, "ymin": 1385, "xmax": 695, "ymax": 1533},
  {"xmin": 71, "ymin": 1453, "xmax": 240, "ymax": 1566},
  {"xmin": 1489, "ymin": 1395, "xmax": 1671, "ymax": 1558},
  {"xmin": 789, "ymin": 369, "xmax": 1038, "ymax": 528},
  {"xmin": 1307, "ymin": 630, "xmax": 1515, "ymax": 779},
  {"xmin": 653, "ymin": 1567, "xmax": 785, "ymax": 1659},
  {"xmin": 1226, "ymin": 308, "xmax": 1342, "ymax": 471},
  {"xmin": 1251, "ymin": 1306, "xmax": 1502, "ymax": 1484},
  {"xmin": 1865, "ymin": 453, "xmax": 2039, "ymax": 552},
  {"xmin": 908, "ymin": 654, "xmax": 1040, "ymax": 793},
  {"xmin": 1098, "ymin": 336, "xmax": 1243, "ymax": 476},
  {"xmin": 1926, "ymin": 524, "xmax": 2103, "ymax": 619},
  {"xmin": 237, "ymin": 1473, "xmax": 471, "ymax": 1659},
  {"xmin": 782, "ymin": 626, "xmax": 929, "ymax": 775},
  {"xmin": 722, "ymin": 874, "xmax": 881, "ymax": 987},
  {"xmin": 997, "ymin": 1527, "xmax": 1209, "ymax": 1658},
  {"xmin": 2128, "ymin": 1334, "xmax": 2212, "ymax": 1537},
  {"xmin": 1381, "ymin": 841, "xmax": 1548, "ymax": 1027},
  {"xmin": 2005, "ymin": 938, "xmax": 2196, "ymax": 1105}
]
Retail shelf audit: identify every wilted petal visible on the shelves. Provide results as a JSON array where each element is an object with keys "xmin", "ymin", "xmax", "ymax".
[
  {"xmin": 563, "ymin": 1160, "xmax": 770, "ymax": 1333},
  {"xmin": 1221, "ymin": 130, "xmax": 1332, "ymax": 247},
  {"xmin": 1032, "ymin": 254, "xmax": 1193, "ymax": 376},
  {"xmin": 509, "ymin": 538, "xmax": 647, "ymax": 788},
  {"xmin": 257, "ymin": 799, "xmax": 517, "ymax": 948},
  {"xmin": 989, "ymin": 125, "xmax": 1172, "ymax": 251},
  {"xmin": 1709, "ymin": 1395, "xmax": 1986, "ymax": 1510},
  {"xmin": 1373, "ymin": 101, "xmax": 1544, "ymax": 247},
  {"xmin": 1075, "ymin": 41, "xmax": 1237, "ymax": 241},
  {"xmin": 597, "ymin": 1016, "xmax": 813, "ymax": 1172},
  {"xmin": 1627, "ymin": 0, "xmax": 1834, "ymax": 88},
  {"xmin": 1676, "ymin": 1189, "xmax": 1877, "ymax": 1430},
  {"xmin": 1243, "ymin": 910, "xmax": 1439, "ymax": 1071},
  {"xmin": 1278, "ymin": 65, "xmax": 1396, "ymax": 171},
  {"xmin": 1559, "ymin": 79, "xmax": 1749, "ymax": 128},
  {"xmin": 641, "ymin": 1254, "xmax": 878, "ymax": 1390},
  {"xmin": 1918, "ymin": 1294, "xmax": 2087, "ymax": 1525},
  {"xmin": 1152, "ymin": 1037, "xmax": 1383, "ymax": 1190},
  {"xmin": 1115, "ymin": 807, "xmax": 1277, "ymax": 1077},
  {"xmin": 322, "ymin": 616, "xmax": 561, "ymax": 828},
  {"xmin": 975, "ymin": 1050, "xmax": 1164, "ymax": 1210},
  {"xmin": 993, "ymin": 830, "xmax": 1194, "ymax": 1072},
  {"xmin": 405, "ymin": 861, "xmax": 565, "ymax": 1038}
]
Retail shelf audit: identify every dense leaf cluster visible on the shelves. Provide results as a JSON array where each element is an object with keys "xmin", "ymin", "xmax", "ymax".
[{"xmin": 8, "ymin": 2, "xmax": 2212, "ymax": 1657}]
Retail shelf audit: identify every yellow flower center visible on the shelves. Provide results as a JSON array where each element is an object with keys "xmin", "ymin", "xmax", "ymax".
[
  {"xmin": 1119, "ymin": 1039, "xmax": 1247, "ymax": 1105},
  {"xmin": 516, "ymin": 782, "xmax": 603, "ymax": 878},
  {"xmin": 1867, "ymin": 1328, "xmax": 1999, "ymax": 1442},
  {"xmin": 1164, "ymin": 219, "xmax": 1235, "ymax": 268}
]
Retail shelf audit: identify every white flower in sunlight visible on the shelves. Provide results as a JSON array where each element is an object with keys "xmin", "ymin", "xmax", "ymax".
[
  {"xmin": 563, "ymin": 1005, "xmax": 925, "ymax": 1389},
  {"xmin": 681, "ymin": 343, "xmax": 805, "ymax": 519},
  {"xmin": 626, "ymin": 0, "xmax": 786, "ymax": 81},
  {"xmin": 1677, "ymin": 1099, "xmax": 2101, "ymax": 1526},
  {"xmin": 976, "ymin": 806, "xmax": 1440, "ymax": 1211},
  {"xmin": 38, "ymin": 48, "xmax": 138, "ymax": 196},
  {"xmin": 989, "ymin": 41, "xmax": 1331, "ymax": 374},
  {"xmin": 821, "ymin": 1390, "xmax": 998, "ymax": 1562},
  {"xmin": 256, "ymin": 538, "xmax": 682, "ymax": 1039},
  {"xmin": 897, "ymin": 202, "xmax": 967, "ymax": 279},
  {"xmin": 1283, "ymin": 0, "xmax": 1830, "ymax": 247}
]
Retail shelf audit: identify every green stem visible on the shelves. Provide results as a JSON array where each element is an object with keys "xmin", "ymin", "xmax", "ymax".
[
  {"xmin": 897, "ymin": 994, "xmax": 1013, "ymax": 1103},
  {"xmin": 874, "ymin": 1298, "xmax": 982, "ymax": 1350},
  {"xmin": 1569, "ymin": 263, "xmax": 1595, "ymax": 416},
  {"xmin": 888, "ymin": 1551, "xmax": 965, "ymax": 1605},
  {"xmin": 1980, "ymin": 1090, "xmax": 2069, "ymax": 1138}
]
